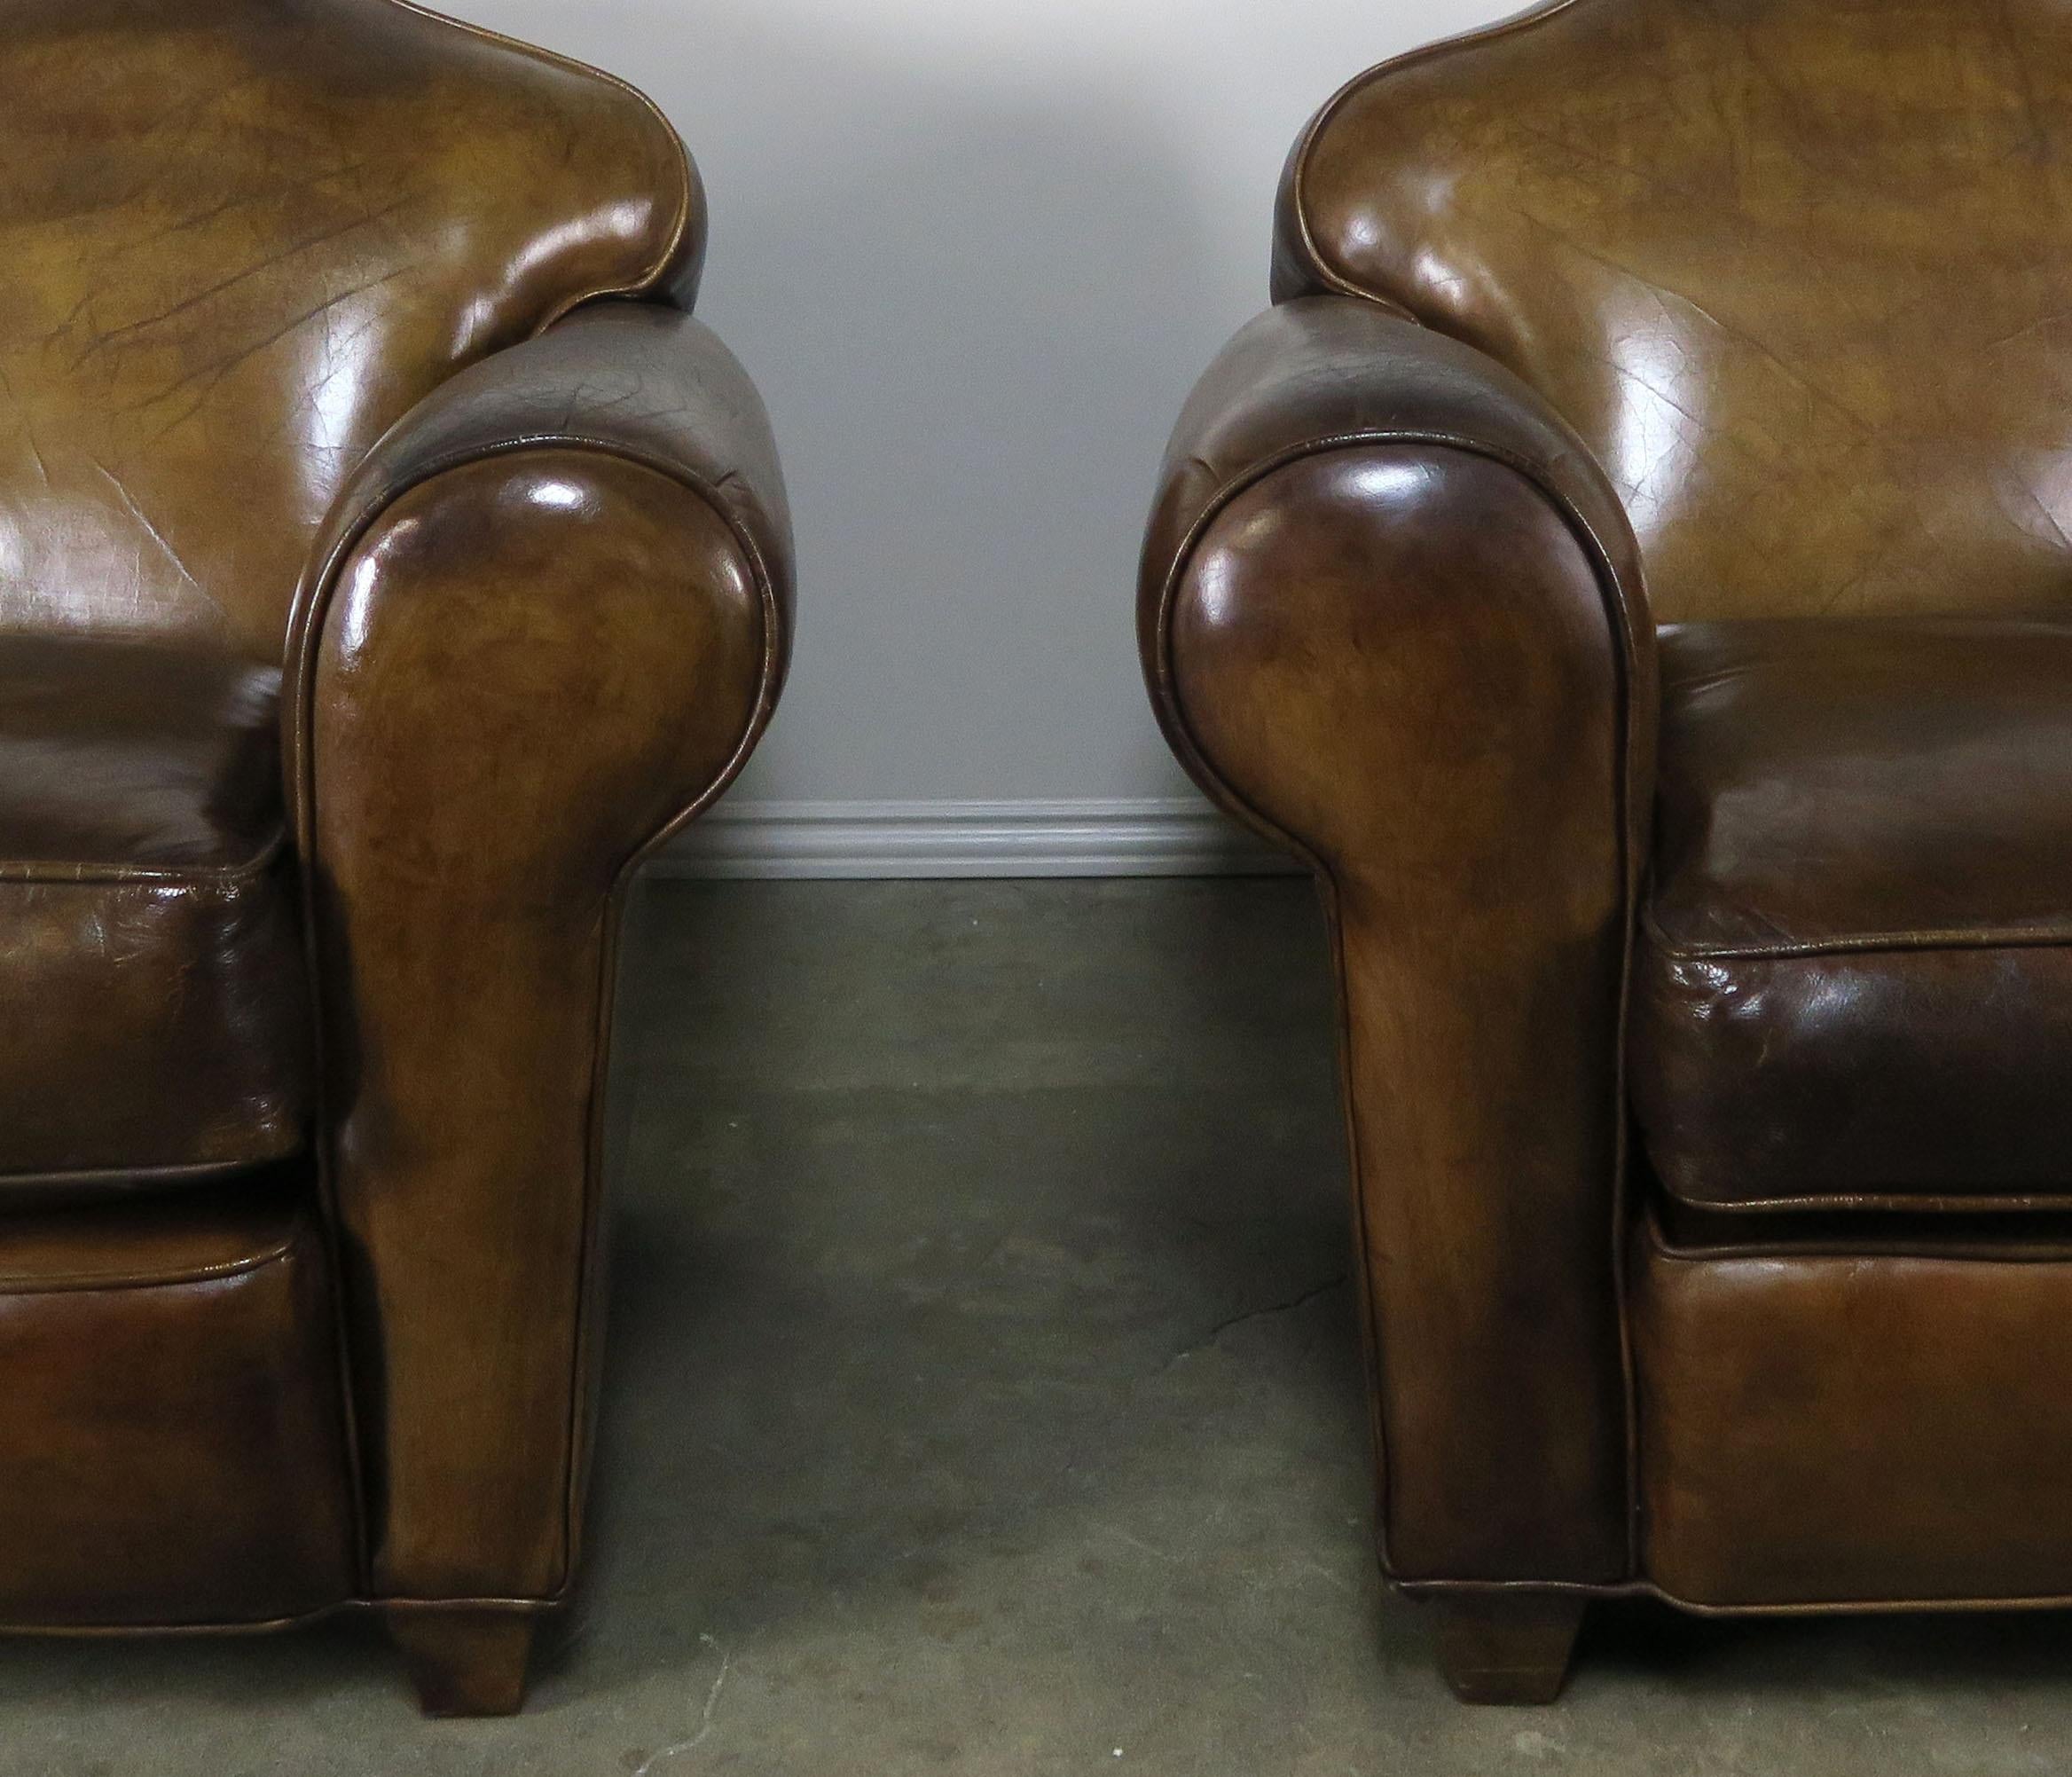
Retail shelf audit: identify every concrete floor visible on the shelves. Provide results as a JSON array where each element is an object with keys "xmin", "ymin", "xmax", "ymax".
[{"xmin": 7, "ymin": 877, "xmax": 2072, "ymax": 1773}]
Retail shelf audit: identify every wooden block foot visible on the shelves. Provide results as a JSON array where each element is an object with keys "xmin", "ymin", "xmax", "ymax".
[
  {"xmin": 1430, "ymin": 1593, "xmax": 1586, "ymax": 1704},
  {"xmin": 388, "ymin": 1606, "xmax": 539, "ymax": 1717}
]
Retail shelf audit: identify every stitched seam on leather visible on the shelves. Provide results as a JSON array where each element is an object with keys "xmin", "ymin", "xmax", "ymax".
[
  {"xmin": 0, "ymin": 1594, "xmax": 558, "ymax": 1636},
  {"xmin": 565, "ymin": 462, "xmax": 788, "ymax": 1600},
  {"xmin": 1644, "ymin": 900, "xmax": 2072, "ymax": 962},
  {"xmin": 1390, "ymin": 1576, "xmax": 2072, "ymax": 1615},
  {"xmin": 1287, "ymin": 0, "xmax": 1587, "ymax": 308},
  {"xmin": 1153, "ymin": 427, "xmax": 1643, "ymax": 1585},
  {"xmin": 0, "ymin": 833, "xmax": 286, "ymax": 888},
  {"xmin": 0, "ymin": 1606, "xmax": 343, "ymax": 1637},
  {"xmin": 0, "ymin": 1238, "xmax": 297, "ymax": 1297},
  {"xmin": 1668, "ymin": 1188, "xmax": 2072, "ymax": 1216},
  {"xmin": 1, "ymin": 1125, "xmax": 302, "ymax": 1183},
  {"xmin": 1649, "ymin": 1228, "xmax": 2072, "ymax": 1261},
  {"xmin": 0, "ymin": 1150, "xmax": 300, "ymax": 1192},
  {"xmin": 1641, "ymin": 1206, "xmax": 2072, "ymax": 1265}
]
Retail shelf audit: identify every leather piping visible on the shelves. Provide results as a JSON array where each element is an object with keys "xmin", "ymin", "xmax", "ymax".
[
  {"xmin": 1668, "ymin": 1187, "xmax": 2072, "ymax": 1217},
  {"xmin": 0, "ymin": 1238, "xmax": 298, "ymax": 1296},
  {"xmin": 0, "ymin": 834, "xmax": 285, "ymax": 886},
  {"xmin": 0, "ymin": 1593, "xmax": 554, "ymax": 1639},
  {"xmin": 1283, "ymin": 0, "xmax": 1586, "ymax": 303},
  {"xmin": 1643, "ymin": 908, "xmax": 2072, "ymax": 1215},
  {"xmin": 291, "ymin": 440, "xmax": 785, "ymax": 1607},
  {"xmin": 1149, "ymin": 427, "xmax": 1645, "ymax": 1585},
  {"xmin": 1392, "ymin": 1576, "xmax": 2072, "ymax": 1616},
  {"xmin": 0, "ymin": 1152, "xmax": 299, "ymax": 1197},
  {"xmin": 1644, "ymin": 1207, "xmax": 2072, "ymax": 1262},
  {"xmin": 562, "ymin": 521, "xmax": 784, "ymax": 1590},
  {"xmin": 385, "ymin": 0, "xmax": 700, "ymax": 324},
  {"xmin": 1644, "ymin": 904, "xmax": 2072, "ymax": 962}
]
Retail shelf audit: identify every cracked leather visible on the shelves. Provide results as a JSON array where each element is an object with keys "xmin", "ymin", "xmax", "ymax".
[
  {"xmin": 0, "ymin": 0, "xmax": 789, "ymax": 1649},
  {"xmin": 1276, "ymin": 0, "xmax": 2072, "ymax": 625},
  {"xmin": 0, "ymin": 0, "xmax": 701, "ymax": 656},
  {"xmin": 1142, "ymin": 0, "xmax": 2072, "ymax": 1624}
]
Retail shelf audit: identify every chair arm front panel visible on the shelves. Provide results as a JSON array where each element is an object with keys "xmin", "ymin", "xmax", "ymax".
[
  {"xmin": 1141, "ymin": 297, "xmax": 1652, "ymax": 1586},
  {"xmin": 288, "ymin": 306, "xmax": 790, "ymax": 1603},
  {"xmin": 286, "ymin": 300, "xmax": 791, "ymax": 774}
]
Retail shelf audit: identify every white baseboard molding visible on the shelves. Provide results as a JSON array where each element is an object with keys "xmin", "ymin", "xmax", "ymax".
[{"xmin": 650, "ymin": 798, "xmax": 1303, "ymax": 880}]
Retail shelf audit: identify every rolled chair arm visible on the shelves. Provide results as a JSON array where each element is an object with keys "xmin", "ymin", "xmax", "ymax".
[
  {"xmin": 289, "ymin": 299, "xmax": 792, "ymax": 778},
  {"xmin": 286, "ymin": 301, "xmax": 790, "ymax": 1608},
  {"xmin": 1142, "ymin": 295, "xmax": 1652, "ymax": 780},
  {"xmin": 1141, "ymin": 295, "xmax": 1653, "ymax": 1588}
]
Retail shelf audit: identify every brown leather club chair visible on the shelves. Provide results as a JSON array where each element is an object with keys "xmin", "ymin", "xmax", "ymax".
[
  {"xmin": 1142, "ymin": 0, "xmax": 2072, "ymax": 1704},
  {"xmin": 1, "ymin": 1, "xmax": 789, "ymax": 1715}
]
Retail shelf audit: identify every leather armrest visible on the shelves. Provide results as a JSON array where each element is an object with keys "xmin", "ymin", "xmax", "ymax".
[
  {"xmin": 283, "ymin": 300, "xmax": 789, "ymax": 1605},
  {"xmin": 1142, "ymin": 294, "xmax": 1653, "ymax": 800},
  {"xmin": 1140, "ymin": 295, "xmax": 1652, "ymax": 1589},
  {"xmin": 287, "ymin": 299, "xmax": 791, "ymax": 806}
]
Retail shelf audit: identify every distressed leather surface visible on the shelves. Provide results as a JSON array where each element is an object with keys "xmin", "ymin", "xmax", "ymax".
[
  {"xmin": 0, "ymin": 635, "xmax": 280, "ymax": 869},
  {"xmin": 0, "ymin": 0, "xmax": 700, "ymax": 657},
  {"xmin": 0, "ymin": 1180, "xmax": 355, "ymax": 1626},
  {"xmin": 0, "ymin": 636, "xmax": 308, "ymax": 1186},
  {"xmin": 1142, "ymin": 299, "xmax": 1645, "ymax": 1586},
  {"xmin": 297, "ymin": 303, "xmax": 789, "ymax": 1603},
  {"xmin": 1143, "ymin": 0, "xmax": 2072, "ymax": 1632},
  {"xmin": 1636, "ymin": 619, "xmax": 2072, "ymax": 1213},
  {"xmin": 0, "ymin": 1, "xmax": 789, "ymax": 1663},
  {"xmin": 1278, "ymin": 0, "xmax": 2072, "ymax": 625},
  {"xmin": 1633, "ymin": 1209, "xmax": 2072, "ymax": 1606}
]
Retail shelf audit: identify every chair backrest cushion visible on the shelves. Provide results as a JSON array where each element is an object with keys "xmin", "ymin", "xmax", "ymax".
[
  {"xmin": 1277, "ymin": 0, "xmax": 2072, "ymax": 622},
  {"xmin": 0, "ymin": 0, "xmax": 700, "ymax": 657}
]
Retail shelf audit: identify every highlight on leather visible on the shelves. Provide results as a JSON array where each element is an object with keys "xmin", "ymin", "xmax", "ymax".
[
  {"xmin": 1275, "ymin": 0, "xmax": 2072, "ymax": 626},
  {"xmin": 0, "ymin": 2, "xmax": 789, "ymax": 1713},
  {"xmin": 1140, "ymin": 0, "xmax": 2072, "ymax": 1703},
  {"xmin": 1, "ymin": 0, "xmax": 702, "ymax": 657}
]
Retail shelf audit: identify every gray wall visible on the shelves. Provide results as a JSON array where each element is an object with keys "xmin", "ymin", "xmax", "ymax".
[{"xmin": 442, "ymin": 2, "xmax": 1511, "ymax": 854}]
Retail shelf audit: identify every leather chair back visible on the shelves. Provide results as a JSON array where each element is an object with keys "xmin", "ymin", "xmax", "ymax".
[
  {"xmin": 0, "ymin": 0, "xmax": 700, "ymax": 657},
  {"xmin": 1276, "ymin": 0, "xmax": 2072, "ymax": 623}
]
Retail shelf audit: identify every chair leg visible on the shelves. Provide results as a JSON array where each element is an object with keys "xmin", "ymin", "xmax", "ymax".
[
  {"xmin": 1429, "ymin": 1593, "xmax": 1587, "ymax": 1704},
  {"xmin": 387, "ymin": 1606, "xmax": 539, "ymax": 1717}
]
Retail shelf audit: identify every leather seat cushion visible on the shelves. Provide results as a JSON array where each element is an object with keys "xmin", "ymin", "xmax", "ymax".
[
  {"xmin": 0, "ymin": 1176, "xmax": 355, "ymax": 1624},
  {"xmin": 1633, "ymin": 619, "xmax": 2072, "ymax": 1214},
  {"xmin": 0, "ymin": 637, "xmax": 310, "ymax": 1189}
]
